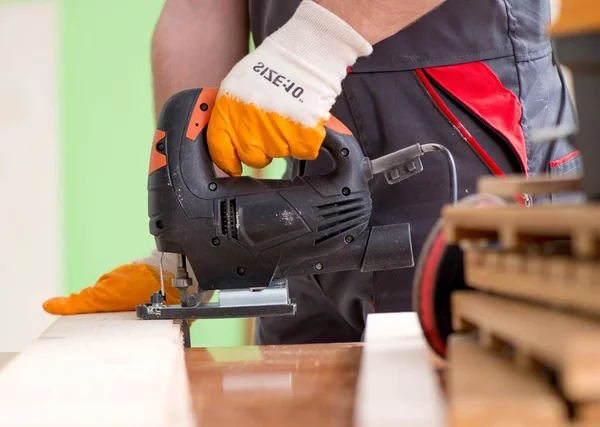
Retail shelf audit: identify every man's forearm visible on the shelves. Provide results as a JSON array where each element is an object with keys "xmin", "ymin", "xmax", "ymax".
[
  {"xmin": 314, "ymin": 0, "xmax": 445, "ymax": 44},
  {"xmin": 151, "ymin": 0, "xmax": 249, "ymax": 119}
]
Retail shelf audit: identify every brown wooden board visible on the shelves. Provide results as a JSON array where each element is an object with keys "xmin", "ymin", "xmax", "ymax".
[
  {"xmin": 578, "ymin": 403, "xmax": 600, "ymax": 423},
  {"xmin": 550, "ymin": 0, "xmax": 600, "ymax": 36},
  {"xmin": 477, "ymin": 174, "xmax": 582, "ymax": 196},
  {"xmin": 452, "ymin": 291, "xmax": 600, "ymax": 401},
  {"xmin": 186, "ymin": 344, "xmax": 362, "ymax": 427},
  {"xmin": 447, "ymin": 334, "xmax": 567, "ymax": 427},
  {"xmin": 464, "ymin": 249, "xmax": 600, "ymax": 316},
  {"xmin": 443, "ymin": 204, "xmax": 600, "ymax": 258},
  {"xmin": 185, "ymin": 341, "xmax": 447, "ymax": 427}
]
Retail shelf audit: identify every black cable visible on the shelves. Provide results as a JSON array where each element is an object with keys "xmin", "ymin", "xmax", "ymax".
[
  {"xmin": 369, "ymin": 142, "xmax": 458, "ymax": 204},
  {"xmin": 421, "ymin": 143, "xmax": 458, "ymax": 205}
]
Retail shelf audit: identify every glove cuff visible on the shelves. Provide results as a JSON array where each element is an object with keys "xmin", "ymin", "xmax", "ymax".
[{"xmin": 269, "ymin": 0, "xmax": 373, "ymax": 86}]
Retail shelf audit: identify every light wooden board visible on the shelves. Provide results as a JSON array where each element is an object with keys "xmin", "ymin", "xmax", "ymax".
[
  {"xmin": 452, "ymin": 291, "xmax": 600, "ymax": 401},
  {"xmin": 353, "ymin": 313, "xmax": 446, "ymax": 427},
  {"xmin": 464, "ymin": 249, "xmax": 600, "ymax": 315},
  {"xmin": 448, "ymin": 334, "xmax": 567, "ymax": 427},
  {"xmin": 443, "ymin": 204, "xmax": 600, "ymax": 257},
  {"xmin": 477, "ymin": 174, "xmax": 582, "ymax": 196},
  {"xmin": 0, "ymin": 313, "xmax": 195, "ymax": 427}
]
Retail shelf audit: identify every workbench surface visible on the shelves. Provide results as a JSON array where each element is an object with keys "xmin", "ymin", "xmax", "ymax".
[{"xmin": 186, "ymin": 343, "xmax": 446, "ymax": 427}]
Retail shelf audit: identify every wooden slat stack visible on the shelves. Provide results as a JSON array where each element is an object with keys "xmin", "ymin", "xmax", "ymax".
[{"xmin": 443, "ymin": 175, "xmax": 600, "ymax": 427}]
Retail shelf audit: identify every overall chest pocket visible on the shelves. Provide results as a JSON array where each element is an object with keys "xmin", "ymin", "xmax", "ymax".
[
  {"xmin": 314, "ymin": 63, "xmax": 529, "ymax": 313},
  {"xmin": 545, "ymin": 144, "xmax": 585, "ymax": 204}
]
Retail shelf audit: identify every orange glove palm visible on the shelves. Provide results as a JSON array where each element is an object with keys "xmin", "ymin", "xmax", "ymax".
[{"xmin": 43, "ymin": 263, "xmax": 179, "ymax": 315}]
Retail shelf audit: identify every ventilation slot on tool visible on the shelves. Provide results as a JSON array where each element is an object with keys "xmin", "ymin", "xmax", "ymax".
[
  {"xmin": 314, "ymin": 197, "xmax": 371, "ymax": 244},
  {"xmin": 220, "ymin": 198, "xmax": 238, "ymax": 239}
]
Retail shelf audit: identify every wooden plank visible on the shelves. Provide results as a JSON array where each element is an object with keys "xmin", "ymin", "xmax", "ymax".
[
  {"xmin": 477, "ymin": 174, "xmax": 582, "ymax": 196},
  {"xmin": 186, "ymin": 343, "xmax": 362, "ymax": 427},
  {"xmin": 448, "ymin": 334, "xmax": 567, "ymax": 427},
  {"xmin": 550, "ymin": 0, "xmax": 600, "ymax": 36},
  {"xmin": 443, "ymin": 204, "xmax": 600, "ymax": 257},
  {"xmin": 578, "ymin": 403, "xmax": 600, "ymax": 423},
  {"xmin": 353, "ymin": 313, "xmax": 446, "ymax": 427},
  {"xmin": 0, "ymin": 313, "xmax": 195, "ymax": 427},
  {"xmin": 464, "ymin": 249, "xmax": 600, "ymax": 315},
  {"xmin": 452, "ymin": 291, "xmax": 600, "ymax": 401}
]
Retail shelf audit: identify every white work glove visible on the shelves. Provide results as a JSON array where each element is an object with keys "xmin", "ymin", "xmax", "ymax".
[{"xmin": 207, "ymin": 0, "xmax": 373, "ymax": 176}]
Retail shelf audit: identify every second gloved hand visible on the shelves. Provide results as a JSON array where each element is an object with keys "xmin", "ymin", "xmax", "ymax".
[
  {"xmin": 42, "ymin": 252, "xmax": 197, "ymax": 315},
  {"xmin": 207, "ymin": 0, "xmax": 372, "ymax": 176}
]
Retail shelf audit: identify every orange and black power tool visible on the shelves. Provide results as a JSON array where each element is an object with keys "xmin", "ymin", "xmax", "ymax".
[{"xmin": 136, "ymin": 87, "xmax": 458, "ymax": 347}]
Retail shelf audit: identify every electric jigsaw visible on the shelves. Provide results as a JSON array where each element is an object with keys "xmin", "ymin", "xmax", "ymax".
[{"xmin": 136, "ymin": 87, "xmax": 456, "ymax": 346}]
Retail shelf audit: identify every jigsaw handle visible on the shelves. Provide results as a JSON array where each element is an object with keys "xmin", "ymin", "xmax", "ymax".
[
  {"xmin": 151, "ymin": 88, "xmax": 371, "ymax": 200},
  {"xmin": 313, "ymin": 115, "xmax": 374, "ymax": 192}
]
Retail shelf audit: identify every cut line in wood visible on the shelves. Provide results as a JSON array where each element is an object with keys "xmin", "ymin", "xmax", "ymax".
[
  {"xmin": 0, "ymin": 353, "xmax": 16, "ymax": 372},
  {"xmin": 447, "ymin": 333, "xmax": 567, "ymax": 427},
  {"xmin": 443, "ymin": 204, "xmax": 600, "ymax": 258},
  {"xmin": 452, "ymin": 291, "xmax": 600, "ymax": 401},
  {"xmin": 464, "ymin": 248, "xmax": 600, "ymax": 316},
  {"xmin": 353, "ymin": 313, "xmax": 446, "ymax": 427},
  {"xmin": 477, "ymin": 174, "xmax": 582, "ymax": 196},
  {"xmin": 0, "ymin": 312, "xmax": 195, "ymax": 427}
]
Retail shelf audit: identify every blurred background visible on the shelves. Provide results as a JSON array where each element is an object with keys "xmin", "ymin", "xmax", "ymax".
[{"xmin": 0, "ymin": 0, "xmax": 284, "ymax": 352}]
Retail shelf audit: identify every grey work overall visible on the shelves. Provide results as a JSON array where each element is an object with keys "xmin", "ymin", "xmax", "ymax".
[{"xmin": 249, "ymin": 0, "xmax": 582, "ymax": 344}]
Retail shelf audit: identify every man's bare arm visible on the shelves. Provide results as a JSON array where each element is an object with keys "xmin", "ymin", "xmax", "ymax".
[
  {"xmin": 151, "ymin": 0, "xmax": 249, "ymax": 119},
  {"xmin": 315, "ymin": 0, "xmax": 446, "ymax": 45}
]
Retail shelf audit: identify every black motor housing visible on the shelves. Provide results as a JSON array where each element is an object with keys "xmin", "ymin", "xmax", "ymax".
[{"xmin": 148, "ymin": 88, "xmax": 414, "ymax": 291}]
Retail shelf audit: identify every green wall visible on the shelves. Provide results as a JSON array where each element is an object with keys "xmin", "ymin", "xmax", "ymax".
[
  {"xmin": 0, "ymin": 0, "xmax": 285, "ymax": 346},
  {"xmin": 61, "ymin": 0, "xmax": 250, "ymax": 347}
]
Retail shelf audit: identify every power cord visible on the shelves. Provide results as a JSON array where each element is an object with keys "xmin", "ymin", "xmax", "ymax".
[
  {"xmin": 370, "ymin": 142, "xmax": 458, "ymax": 205},
  {"xmin": 421, "ymin": 143, "xmax": 458, "ymax": 205}
]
